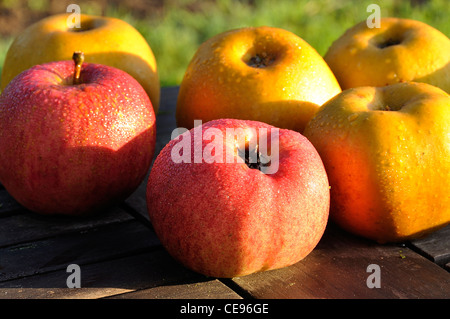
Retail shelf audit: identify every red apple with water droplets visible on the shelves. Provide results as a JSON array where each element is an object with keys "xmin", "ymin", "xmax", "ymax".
[
  {"xmin": 146, "ymin": 118, "xmax": 329, "ymax": 278},
  {"xmin": 0, "ymin": 52, "xmax": 156, "ymax": 215}
]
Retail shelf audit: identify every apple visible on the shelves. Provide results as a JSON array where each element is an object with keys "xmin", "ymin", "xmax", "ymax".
[
  {"xmin": 0, "ymin": 52, "xmax": 156, "ymax": 215},
  {"xmin": 303, "ymin": 82, "xmax": 450, "ymax": 243},
  {"xmin": 0, "ymin": 13, "xmax": 160, "ymax": 111},
  {"xmin": 176, "ymin": 26, "xmax": 341, "ymax": 133},
  {"xmin": 146, "ymin": 118, "xmax": 330, "ymax": 278},
  {"xmin": 324, "ymin": 17, "xmax": 450, "ymax": 93}
]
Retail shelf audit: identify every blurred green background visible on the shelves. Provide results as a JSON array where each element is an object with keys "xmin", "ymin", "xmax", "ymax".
[{"xmin": 0, "ymin": 0, "xmax": 448, "ymax": 87}]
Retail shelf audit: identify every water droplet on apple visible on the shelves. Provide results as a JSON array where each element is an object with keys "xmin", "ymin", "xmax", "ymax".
[
  {"xmin": 387, "ymin": 72, "xmax": 397, "ymax": 80},
  {"xmin": 347, "ymin": 113, "xmax": 358, "ymax": 122}
]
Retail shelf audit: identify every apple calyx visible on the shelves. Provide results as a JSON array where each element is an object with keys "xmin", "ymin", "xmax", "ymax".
[
  {"xmin": 376, "ymin": 103, "xmax": 403, "ymax": 111},
  {"xmin": 72, "ymin": 51, "xmax": 85, "ymax": 85},
  {"xmin": 69, "ymin": 19, "xmax": 95, "ymax": 32},
  {"xmin": 377, "ymin": 38, "xmax": 402, "ymax": 49},
  {"xmin": 247, "ymin": 52, "xmax": 275, "ymax": 68}
]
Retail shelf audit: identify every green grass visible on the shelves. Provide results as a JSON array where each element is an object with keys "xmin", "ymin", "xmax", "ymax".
[{"xmin": 0, "ymin": 0, "xmax": 449, "ymax": 87}]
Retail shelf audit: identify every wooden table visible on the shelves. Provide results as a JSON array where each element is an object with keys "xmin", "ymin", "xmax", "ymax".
[{"xmin": 0, "ymin": 87, "xmax": 449, "ymax": 306}]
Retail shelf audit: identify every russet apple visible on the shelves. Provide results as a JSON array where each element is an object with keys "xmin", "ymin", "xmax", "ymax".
[
  {"xmin": 303, "ymin": 82, "xmax": 450, "ymax": 243},
  {"xmin": 176, "ymin": 26, "xmax": 341, "ymax": 133},
  {"xmin": 146, "ymin": 118, "xmax": 330, "ymax": 278},
  {"xmin": 0, "ymin": 13, "xmax": 160, "ymax": 111},
  {"xmin": 324, "ymin": 17, "xmax": 450, "ymax": 93},
  {"xmin": 0, "ymin": 52, "xmax": 156, "ymax": 215}
]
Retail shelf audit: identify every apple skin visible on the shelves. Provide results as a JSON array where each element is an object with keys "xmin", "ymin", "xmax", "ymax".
[
  {"xmin": 146, "ymin": 118, "xmax": 330, "ymax": 278},
  {"xmin": 176, "ymin": 26, "xmax": 341, "ymax": 133},
  {"xmin": 0, "ymin": 13, "xmax": 160, "ymax": 111},
  {"xmin": 324, "ymin": 17, "xmax": 450, "ymax": 93},
  {"xmin": 303, "ymin": 82, "xmax": 450, "ymax": 243},
  {"xmin": 0, "ymin": 59, "xmax": 156, "ymax": 215}
]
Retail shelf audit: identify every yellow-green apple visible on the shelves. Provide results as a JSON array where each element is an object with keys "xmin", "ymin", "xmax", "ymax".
[
  {"xmin": 0, "ymin": 52, "xmax": 156, "ymax": 215},
  {"xmin": 324, "ymin": 17, "xmax": 450, "ymax": 93},
  {"xmin": 303, "ymin": 82, "xmax": 450, "ymax": 243},
  {"xmin": 176, "ymin": 26, "xmax": 341, "ymax": 133},
  {"xmin": 0, "ymin": 13, "xmax": 160, "ymax": 111},
  {"xmin": 146, "ymin": 118, "xmax": 330, "ymax": 278}
]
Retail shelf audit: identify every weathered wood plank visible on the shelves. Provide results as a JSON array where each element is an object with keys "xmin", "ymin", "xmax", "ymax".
[
  {"xmin": 409, "ymin": 225, "xmax": 450, "ymax": 267},
  {"xmin": 0, "ymin": 219, "xmax": 159, "ymax": 282},
  {"xmin": 0, "ymin": 188, "xmax": 24, "ymax": 217},
  {"xmin": 0, "ymin": 249, "xmax": 208, "ymax": 299},
  {"xmin": 232, "ymin": 223, "xmax": 450, "ymax": 299},
  {"xmin": 0, "ymin": 206, "xmax": 134, "ymax": 248},
  {"xmin": 108, "ymin": 280, "xmax": 242, "ymax": 299},
  {"xmin": 123, "ymin": 176, "xmax": 151, "ymax": 222}
]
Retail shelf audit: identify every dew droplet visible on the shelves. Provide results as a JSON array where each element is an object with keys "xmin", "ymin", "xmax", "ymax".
[
  {"xmin": 387, "ymin": 72, "xmax": 398, "ymax": 80},
  {"xmin": 347, "ymin": 113, "xmax": 359, "ymax": 122}
]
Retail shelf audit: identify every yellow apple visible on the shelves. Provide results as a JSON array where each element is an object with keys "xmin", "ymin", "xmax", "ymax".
[
  {"xmin": 324, "ymin": 17, "xmax": 450, "ymax": 93},
  {"xmin": 303, "ymin": 82, "xmax": 450, "ymax": 243},
  {"xmin": 0, "ymin": 13, "xmax": 160, "ymax": 111},
  {"xmin": 176, "ymin": 26, "xmax": 341, "ymax": 132}
]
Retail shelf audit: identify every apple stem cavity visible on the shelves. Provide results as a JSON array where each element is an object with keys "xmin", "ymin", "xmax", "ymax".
[
  {"xmin": 247, "ymin": 52, "xmax": 274, "ymax": 68},
  {"xmin": 239, "ymin": 142, "xmax": 270, "ymax": 171},
  {"xmin": 72, "ymin": 51, "xmax": 85, "ymax": 85},
  {"xmin": 377, "ymin": 38, "xmax": 402, "ymax": 49}
]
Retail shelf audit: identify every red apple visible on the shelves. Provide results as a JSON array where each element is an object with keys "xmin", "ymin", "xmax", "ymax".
[
  {"xmin": 0, "ymin": 52, "xmax": 156, "ymax": 215},
  {"xmin": 146, "ymin": 118, "xmax": 329, "ymax": 278}
]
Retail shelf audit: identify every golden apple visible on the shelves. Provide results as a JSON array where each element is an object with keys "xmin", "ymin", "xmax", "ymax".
[
  {"xmin": 176, "ymin": 26, "xmax": 341, "ymax": 132},
  {"xmin": 303, "ymin": 82, "xmax": 450, "ymax": 243},
  {"xmin": 0, "ymin": 13, "xmax": 160, "ymax": 111},
  {"xmin": 324, "ymin": 17, "xmax": 450, "ymax": 93}
]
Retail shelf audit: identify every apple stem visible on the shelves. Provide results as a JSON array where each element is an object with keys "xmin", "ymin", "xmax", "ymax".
[
  {"xmin": 72, "ymin": 51, "xmax": 85, "ymax": 85},
  {"xmin": 241, "ymin": 142, "xmax": 271, "ymax": 171}
]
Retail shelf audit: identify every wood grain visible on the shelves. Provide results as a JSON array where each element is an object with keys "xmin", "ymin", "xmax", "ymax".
[
  {"xmin": 0, "ymin": 249, "xmax": 210, "ymax": 299},
  {"xmin": 232, "ymin": 223, "xmax": 450, "ymax": 299},
  {"xmin": 409, "ymin": 225, "xmax": 450, "ymax": 266}
]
